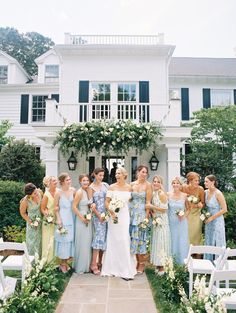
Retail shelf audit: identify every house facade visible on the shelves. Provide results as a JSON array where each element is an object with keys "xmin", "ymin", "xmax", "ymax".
[{"xmin": 0, "ymin": 34, "xmax": 235, "ymax": 189}]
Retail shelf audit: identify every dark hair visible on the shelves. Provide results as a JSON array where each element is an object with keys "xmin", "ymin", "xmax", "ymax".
[
  {"xmin": 24, "ymin": 183, "xmax": 37, "ymax": 196},
  {"xmin": 137, "ymin": 165, "xmax": 149, "ymax": 174},
  {"xmin": 78, "ymin": 174, "xmax": 90, "ymax": 182},
  {"xmin": 113, "ymin": 162, "xmax": 117, "ymax": 167},
  {"xmin": 92, "ymin": 167, "xmax": 104, "ymax": 177},
  {"xmin": 206, "ymin": 174, "xmax": 218, "ymax": 187},
  {"xmin": 58, "ymin": 172, "xmax": 69, "ymax": 185}
]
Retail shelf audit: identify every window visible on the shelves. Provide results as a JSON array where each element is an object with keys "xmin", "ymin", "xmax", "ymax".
[
  {"xmin": 211, "ymin": 89, "xmax": 231, "ymax": 107},
  {"xmin": 35, "ymin": 146, "xmax": 41, "ymax": 160},
  {"xmin": 92, "ymin": 83, "xmax": 110, "ymax": 101},
  {"xmin": 45, "ymin": 65, "xmax": 59, "ymax": 82},
  {"xmin": 118, "ymin": 84, "xmax": 136, "ymax": 101},
  {"xmin": 32, "ymin": 95, "xmax": 48, "ymax": 122},
  {"xmin": 0, "ymin": 66, "xmax": 8, "ymax": 84}
]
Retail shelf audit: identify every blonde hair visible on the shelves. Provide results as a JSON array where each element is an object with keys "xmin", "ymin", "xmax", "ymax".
[
  {"xmin": 171, "ymin": 177, "xmax": 182, "ymax": 185},
  {"xmin": 152, "ymin": 175, "xmax": 163, "ymax": 184},
  {"xmin": 116, "ymin": 167, "xmax": 128, "ymax": 180}
]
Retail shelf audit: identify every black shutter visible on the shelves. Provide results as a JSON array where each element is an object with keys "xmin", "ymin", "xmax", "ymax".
[
  {"xmin": 20, "ymin": 94, "xmax": 29, "ymax": 124},
  {"xmin": 139, "ymin": 81, "xmax": 149, "ymax": 103},
  {"xmin": 79, "ymin": 81, "xmax": 89, "ymax": 102},
  {"xmin": 203, "ymin": 88, "xmax": 211, "ymax": 109},
  {"xmin": 51, "ymin": 94, "xmax": 60, "ymax": 103},
  {"xmin": 181, "ymin": 88, "xmax": 189, "ymax": 120},
  {"xmin": 234, "ymin": 90, "xmax": 236, "ymax": 105}
]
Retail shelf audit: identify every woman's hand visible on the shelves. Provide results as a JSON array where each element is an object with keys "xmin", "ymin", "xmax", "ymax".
[{"xmin": 205, "ymin": 216, "xmax": 214, "ymax": 224}]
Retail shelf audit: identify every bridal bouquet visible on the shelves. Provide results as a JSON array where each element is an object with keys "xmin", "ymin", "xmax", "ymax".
[
  {"xmin": 199, "ymin": 209, "xmax": 211, "ymax": 221},
  {"xmin": 56, "ymin": 225, "xmax": 68, "ymax": 235},
  {"xmin": 84, "ymin": 210, "xmax": 92, "ymax": 226},
  {"xmin": 187, "ymin": 195, "xmax": 199, "ymax": 204},
  {"xmin": 43, "ymin": 213, "xmax": 54, "ymax": 226},
  {"xmin": 100, "ymin": 212, "xmax": 110, "ymax": 222},
  {"xmin": 175, "ymin": 209, "xmax": 185, "ymax": 217},
  {"xmin": 152, "ymin": 216, "xmax": 162, "ymax": 227},
  {"xmin": 30, "ymin": 216, "xmax": 41, "ymax": 228},
  {"xmin": 109, "ymin": 196, "xmax": 124, "ymax": 224},
  {"xmin": 139, "ymin": 218, "xmax": 150, "ymax": 230}
]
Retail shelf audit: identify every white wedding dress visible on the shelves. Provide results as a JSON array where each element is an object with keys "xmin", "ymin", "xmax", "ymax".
[{"xmin": 101, "ymin": 190, "xmax": 137, "ymax": 279}]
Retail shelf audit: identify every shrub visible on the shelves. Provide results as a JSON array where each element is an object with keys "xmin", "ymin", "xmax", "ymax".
[
  {"xmin": 3, "ymin": 225, "xmax": 26, "ymax": 242},
  {"xmin": 224, "ymin": 193, "xmax": 236, "ymax": 244},
  {"xmin": 0, "ymin": 180, "xmax": 25, "ymax": 231}
]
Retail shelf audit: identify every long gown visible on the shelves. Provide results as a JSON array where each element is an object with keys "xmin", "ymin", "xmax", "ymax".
[
  {"xmin": 130, "ymin": 191, "xmax": 147, "ymax": 255},
  {"xmin": 73, "ymin": 189, "xmax": 92, "ymax": 274},
  {"xmin": 150, "ymin": 191, "xmax": 171, "ymax": 266},
  {"xmin": 41, "ymin": 190, "xmax": 55, "ymax": 263},
  {"xmin": 101, "ymin": 190, "xmax": 136, "ymax": 279},
  {"xmin": 54, "ymin": 191, "xmax": 74, "ymax": 259},
  {"xmin": 91, "ymin": 183, "xmax": 108, "ymax": 251},
  {"xmin": 168, "ymin": 198, "xmax": 189, "ymax": 264},
  {"xmin": 204, "ymin": 190, "xmax": 226, "ymax": 261},
  {"xmin": 25, "ymin": 197, "xmax": 42, "ymax": 257}
]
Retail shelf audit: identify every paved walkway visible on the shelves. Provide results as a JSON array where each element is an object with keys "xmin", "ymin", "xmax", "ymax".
[{"xmin": 55, "ymin": 273, "xmax": 158, "ymax": 313}]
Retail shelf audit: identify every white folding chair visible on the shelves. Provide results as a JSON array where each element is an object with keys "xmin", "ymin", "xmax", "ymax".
[
  {"xmin": 184, "ymin": 244, "xmax": 225, "ymax": 297},
  {"xmin": 0, "ymin": 262, "xmax": 17, "ymax": 300},
  {"xmin": 208, "ymin": 269, "xmax": 236, "ymax": 310},
  {"xmin": 0, "ymin": 241, "xmax": 34, "ymax": 285},
  {"xmin": 217, "ymin": 248, "xmax": 236, "ymax": 288}
]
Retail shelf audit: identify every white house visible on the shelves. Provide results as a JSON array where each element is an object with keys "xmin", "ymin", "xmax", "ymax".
[{"xmin": 0, "ymin": 34, "xmax": 235, "ymax": 189}]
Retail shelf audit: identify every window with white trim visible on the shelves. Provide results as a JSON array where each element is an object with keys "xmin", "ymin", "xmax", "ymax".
[
  {"xmin": 45, "ymin": 65, "xmax": 59, "ymax": 83},
  {"xmin": 118, "ymin": 83, "xmax": 136, "ymax": 102},
  {"xmin": 32, "ymin": 95, "xmax": 48, "ymax": 122},
  {"xmin": 92, "ymin": 83, "xmax": 110, "ymax": 101},
  {"xmin": 0, "ymin": 66, "xmax": 8, "ymax": 84},
  {"xmin": 211, "ymin": 89, "xmax": 231, "ymax": 107}
]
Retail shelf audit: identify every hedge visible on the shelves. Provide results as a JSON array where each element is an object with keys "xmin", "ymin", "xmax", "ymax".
[{"xmin": 224, "ymin": 193, "xmax": 236, "ymax": 245}]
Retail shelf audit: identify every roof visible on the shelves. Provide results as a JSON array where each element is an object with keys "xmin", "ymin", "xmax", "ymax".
[{"xmin": 169, "ymin": 57, "xmax": 236, "ymax": 77}]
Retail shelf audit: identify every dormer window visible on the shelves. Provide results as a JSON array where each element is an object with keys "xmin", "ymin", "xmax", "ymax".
[
  {"xmin": 45, "ymin": 65, "xmax": 59, "ymax": 83},
  {"xmin": 0, "ymin": 66, "xmax": 8, "ymax": 84}
]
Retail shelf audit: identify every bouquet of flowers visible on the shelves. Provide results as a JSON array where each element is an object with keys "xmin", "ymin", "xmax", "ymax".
[
  {"xmin": 139, "ymin": 218, "xmax": 150, "ymax": 230},
  {"xmin": 30, "ymin": 216, "xmax": 41, "ymax": 228},
  {"xmin": 84, "ymin": 210, "xmax": 92, "ymax": 226},
  {"xmin": 200, "ymin": 209, "xmax": 211, "ymax": 221},
  {"xmin": 100, "ymin": 211, "xmax": 110, "ymax": 222},
  {"xmin": 43, "ymin": 213, "xmax": 54, "ymax": 226},
  {"xmin": 187, "ymin": 195, "xmax": 199, "ymax": 204},
  {"xmin": 56, "ymin": 225, "xmax": 68, "ymax": 235},
  {"xmin": 152, "ymin": 216, "xmax": 162, "ymax": 227},
  {"xmin": 109, "ymin": 196, "xmax": 124, "ymax": 224},
  {"xmin": 175, "ymin": 209, "xmax": 185, "ymax": 217}
]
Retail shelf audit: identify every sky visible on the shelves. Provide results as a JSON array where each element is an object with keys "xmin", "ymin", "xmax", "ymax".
[{"xmin": 1, "ymin": 0, "xmax": 235, "ymax": 58}]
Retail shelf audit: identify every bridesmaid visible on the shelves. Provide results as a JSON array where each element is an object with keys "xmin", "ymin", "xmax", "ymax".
[
  {"xmin": 89, "ymin": 168, "xmax": 109, "ymax": 275},
  {"xmin": 54, "ymin": 173, "xmax": 75, "ymax": 273},
  {"xmin": 41, "ymin": 176, "xmax": 58, "ymax": 263},
  {"xmin": 72, "ymin": 174, "xmax": 93, "ymax": 274},
  {"xmin": 167, "ymin": 177, "xmax": 189, "ymax": 264},
  {"xmin": 182, "ymin": 172, "xmax": 204, "ymax": 248},
  {"xmin": 204, "ymin": 175, "xmax": 227, "ymax": 260},
  {"xmin": 148, "ymin": 175, "xmax": 171, "ymax": 273},
  {"xmin": 130, "ymin": 165, "xmax": 152, "ymax": 273},
  {"xmin": 19, "ymin": 183, "xmax": 42, "ymax": 256}
]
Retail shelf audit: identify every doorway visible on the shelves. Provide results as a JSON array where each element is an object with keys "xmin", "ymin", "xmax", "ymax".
[{"xmin": 102, "ymin": 156, "xmax": 125, "ymax": 184}]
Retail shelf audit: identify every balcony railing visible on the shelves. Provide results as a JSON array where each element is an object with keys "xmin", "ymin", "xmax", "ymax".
[{"xmin": 64, "ymin": 34, "xmax": 164, "ymax": 45}]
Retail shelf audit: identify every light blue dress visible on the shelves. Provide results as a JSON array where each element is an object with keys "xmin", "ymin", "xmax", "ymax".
[
  {"xmin": 91, "ymin": 183, "xmax": 108, "ymax": 250},
  {"xmin": 168, "ymin": 198, "xmax": 189, "ymax": 264},
  {"xmin": 130, "ymin": 191, "xmax": 148, "ymax": 254},
  {"xmin": 73, "ymin": 189, "xmax": 93, "ymax": 273},
  {"xmin": 204, "ymin": 190, "xmax": 226, "ymax": 261},
  {"xmin": 55, "ymin": 191, "xmax": 74, "ymax": 259}
]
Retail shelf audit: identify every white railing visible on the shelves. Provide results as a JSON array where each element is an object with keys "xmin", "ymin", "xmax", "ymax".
[{"xmin": 64, "ymin": 33, "xmax": 164, "ymax": 45}]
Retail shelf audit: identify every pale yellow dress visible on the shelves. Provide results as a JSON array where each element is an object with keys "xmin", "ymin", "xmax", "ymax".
[{"xmin": 42, "ymin": 190, "xmax": 55, "ymax": 262}]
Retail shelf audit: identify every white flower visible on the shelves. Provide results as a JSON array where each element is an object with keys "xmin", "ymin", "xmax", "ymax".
[
  {"xmin": 176, "ymin": 210, "xmax": 185, "ymax": 217},
  {"xmin": 139, "ymin": 136, "xmax": 143, "ymax": 139},
  {"xmin": 145, "ymin": 125, "xmax": 150, "ymax": 130},
  {"xmin": 97, "ymin": 140, "xmax": 100, "ymax": 143},
  {"xmin": 109, "ymin": 128, "xmax": 114, "ymax": 132},
  {"xmin": 86, "ymin": 213, "xmax": 92, "ymax": 220}
]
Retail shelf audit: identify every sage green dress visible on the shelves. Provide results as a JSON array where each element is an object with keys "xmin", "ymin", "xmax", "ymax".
[{"xmin": 25, "ymin": 196, "xmax": 42, "ymax": 257}]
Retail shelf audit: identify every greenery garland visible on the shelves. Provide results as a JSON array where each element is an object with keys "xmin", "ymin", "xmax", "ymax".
[{"xmin": 54, "ymin": 119, "xmax": 163, "ymax": 156}]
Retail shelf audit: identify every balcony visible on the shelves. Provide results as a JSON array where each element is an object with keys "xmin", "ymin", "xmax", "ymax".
[{"xmin": 64, "ymin": 34, "xmax": 165, "ymax": 45}]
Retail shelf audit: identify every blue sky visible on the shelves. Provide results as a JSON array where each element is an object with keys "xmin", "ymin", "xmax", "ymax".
[{"xmin": 1, "ymin": 0, "xmax": 235, "ymax": 57}]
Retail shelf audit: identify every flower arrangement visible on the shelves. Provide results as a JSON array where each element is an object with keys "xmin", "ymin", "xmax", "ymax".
[
  {"xmin": 152, "ymin": 216, "xmax": 162, "ymax": 227},
  {"xmin": 43, "ymin": 213, "xmax": 54, "ymax": 226},
  {"xmin": 187, "ymin": 195, "xmax": 199, "ymax": 204},
  {"xmin": 109, "ymin": 196, "xmax": 124, "ymax": 224},
  {"xmin": 200, "ymin": 209, "xmax": 211, "ymax": 222},
  {"xmin": 175, "ymin": 210, "xmax": 185, "ymax": 217},
  {"xmin": 30, "ymin": 216, "xmax": 41, "ymax": 228},
  {"xmin": 100, "ymin": 212, "xmax": 110, "ymax": 222},
  {"xmin": 84, "ymin": 210, "xmax": 92, "ymax": 226},
  {"xmin": 54, "ymin": 120, "xmax": 163, "ymax": 157},
  {"xmin": 56, "ymin": 225, "xmax": 68, "ymax": 235},
  {"xmin": 139, "ymin": 218, "xmax": 150, "ymax": 230}
]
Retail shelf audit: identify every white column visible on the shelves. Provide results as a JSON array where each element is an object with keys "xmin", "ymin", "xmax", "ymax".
[
  {"xmin": 44, "ymin": 143, "xmax": 59, "ymax": 177},
  {"xmin": 166, "ymin": 144, "xmax": 182, "ymax": 190}
]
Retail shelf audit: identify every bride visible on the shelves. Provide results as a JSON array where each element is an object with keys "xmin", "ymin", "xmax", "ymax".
[{"xmin": 101, "ymin": 167, "xmax": 137, "ymax": 280}]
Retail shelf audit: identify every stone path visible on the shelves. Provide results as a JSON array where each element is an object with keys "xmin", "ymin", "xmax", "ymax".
[{"xmin": 55, "ymin": 273, "xmax": 158, "ymax": 313}]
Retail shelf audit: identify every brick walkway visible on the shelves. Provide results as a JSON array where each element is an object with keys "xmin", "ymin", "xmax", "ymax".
[{"xmin": 55, "ymin": 273, "xmax": 158, "ymax": 313}]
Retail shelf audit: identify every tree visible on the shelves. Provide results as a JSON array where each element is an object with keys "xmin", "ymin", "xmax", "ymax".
[
  {"xmin": 0, "ymin": 120, "xmax": 13, "ymax": 151},
  {"xmin": 0, "ymin": 140, "xmax": 45, "ymax": 187},
  {"xmin": 182, "ymin": 106, "xmax": 236, "ymax": 191},
  {"xmin": 0, "ymin": 27, "xmax": 54, "ymax": 76}
]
